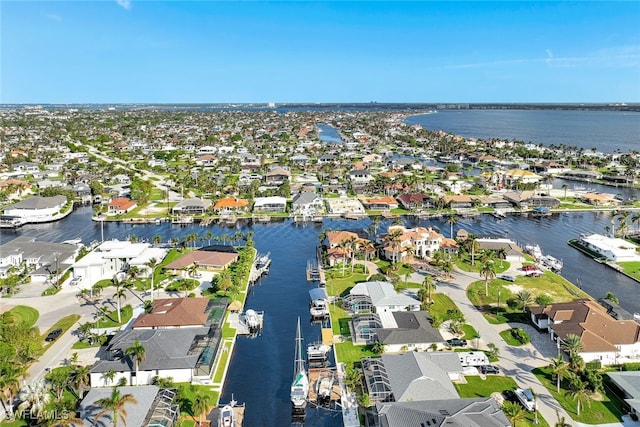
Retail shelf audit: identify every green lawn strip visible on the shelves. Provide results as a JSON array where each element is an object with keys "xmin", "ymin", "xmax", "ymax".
[
  {"xmin": 6, "ymin": 305, "xmax": 39, "ymax": 327},
  {"xmin": 213, "ymin": 341, "xmax": 233, "ymax": 383},
  {"xmin": 618, "ymin": 261, "xmax": 640, "ymax": 281},
  {"xmin": 72, "ymin": 340, "xmax": 100, "ymax": 350},
  {"xmin": 428, "ymin": 293, "xmax": 460, "ymax": 319},
  {"xmin": 334, "ymin": 341, "xmax": 377, "ymax": 370},
  {"xmin": 329, "ymin": 304, "xmax": 351, "ymax": 336},
  {"xmin": 176, "ymin": 383, "xmax": 220, "ymax": 421},
  {"xmin": 98, "ymin": 305, "xmax": 133, "ymax": 328},
  {"xmin": 42, "ymin": 314, "xmax": 81, "ymax": 340},
  {"xmin": 461, "ymin": 324, "xmax": 478, "ymax": 341},
  {"xmin": 533, "ymin": 366, "xmax": 624, "ymax": 424},
  {"xmin": 499, "ymin": 329, "xmax": 526, "ymax": 346},
  {"xmin": 455, "ymin": 376, "xmax": 549, "ymax": 427},
  {"xmin": 325, "ymin": 270, "xmax": 368, "ymax": 297}
]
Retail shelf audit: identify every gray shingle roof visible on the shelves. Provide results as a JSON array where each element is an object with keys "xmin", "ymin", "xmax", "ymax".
[
  {"xmin": 7, "ymin": 195, "xmax": 67, "ymax": 210},
  {"xmin": 79, "ymin": 385, "xmax": 160, "ymax": 427},
  {"xmin": 375, "ymin": 311, "xmax": 444, "ymax": 345}
]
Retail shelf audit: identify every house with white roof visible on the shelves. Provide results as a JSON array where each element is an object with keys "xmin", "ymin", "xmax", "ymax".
[
  {"xmin": 252, "ymin": 196, "xmax": 287, "ymax": 213},
  {"xmin": 71, "ymin": 240, "xmax": 168, "ymax": 289},
  {"xmin": 2, "ymin": 195, "xmax": 68, "ymax": 223},
  {"xmin": 578, "ymin": 233, "xmax": 640, "ymax": 262},
  {"xmin": 347, "ymin": 281, "xmax": 420, "ymax": 313}
]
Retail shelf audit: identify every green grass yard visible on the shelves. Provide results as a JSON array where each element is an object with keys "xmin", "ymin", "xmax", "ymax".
[{"xmin": 6, "ymin": 305, "xmax": 39, "ymax": 327}]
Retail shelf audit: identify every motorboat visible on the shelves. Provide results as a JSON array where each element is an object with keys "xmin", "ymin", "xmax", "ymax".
[
  {"xmin": 218, "ymin": 404, "xmax": 234, "ymax": 427},
  {"xmin": 524, "ymin": 244, "xmax": 542, "ymax": 260},
  {"xmin": 307, "ymin": 342, "xmax": 331, "ymax": 361}
]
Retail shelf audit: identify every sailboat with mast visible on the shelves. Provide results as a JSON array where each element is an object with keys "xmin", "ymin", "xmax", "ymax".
[{"xmin": 290, "ymin": 317, "xmax": 309, "ymax": 412}]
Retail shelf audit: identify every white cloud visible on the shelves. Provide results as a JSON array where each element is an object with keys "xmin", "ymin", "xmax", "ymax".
[
  {"xmin": 116, "ymin": 0, "xmax": 132, "ymax": 10},
  {"xmin": 44, "ymin": 12, "xmax": 62, "ymax": 22}
]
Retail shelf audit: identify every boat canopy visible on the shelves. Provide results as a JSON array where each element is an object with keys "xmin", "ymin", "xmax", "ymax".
[{"xmin": 309, "ymin": 287, "xmax": 328, "ymax": 302}]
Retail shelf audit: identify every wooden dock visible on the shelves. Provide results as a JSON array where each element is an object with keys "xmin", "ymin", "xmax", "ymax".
[
  {"xmin": 207, "ymin": 403, "xmax": 245, "ymax": 426},
  {"xmin": 308, "ymin": 368, "xmax": 340, "ymax": 404}
]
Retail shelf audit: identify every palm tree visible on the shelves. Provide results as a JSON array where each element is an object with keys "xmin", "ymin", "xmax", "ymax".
[
  {"xmin": 338, "ymin": 239, "xmax": 350, "ymax": 276},
  {"xmin": 144, "ymin": 257, "xmax": 159, "ymax": 301},
  {"xmin": 102, "ymin": 370, "xmax": 117, "ymax": 386},
  {"xmin": 562, "ymin": 183, "xmax": 569, "ymax": 200},
  {"xmin": 568, "ymin": 380, "xmax": 591, "ymax": 416},
  {"xmin": 604, "ymin": 291, "xmax": 619, "ymax": 304},
  {"xmin": 516, "ymin": 290, "xmax": 533, "ymax": 313},
  {"xmin": 441, "ymin": 257, "xmax": 454, "ymax": 279},
  {"xmin": 480, "ymin": 260, "xmax": 497, "ymax": 296},
  {"xmin": 192, "ymin": 392, "xmax": 213, "ymax": 426},
  {"xmin": 551, "ymin": 356, "xmax": 569, "ymax": 393},
  {"xmin": 386, "ymin": 228, "xmax": 404, "ymax": 266},
  {"xmin": 446, "ymin": 214, "xmax": 460, "ymax": 239},
  {"xmin": 94, "ymin": 387, "xmax": 138, "ymax": 427},
  {"xmin": 125, "ymin": 340, "xmax": 146, "ymax": 386},
  {"xmin": 47, "ymin": 411, "xmax": 84, "ymax": 427},
  {"xmin": 555, "ymin": 409, "xmax": 571, "ymax": 427},
  {"xmin": 560, "ymin": 333, "xmax": 584, "ymax": 358},
  {"xmin": 0, "ymin": 366, "xmax": 21, "ymax": 419},
  {"xmin": 17, "ymin": 379, "xmax": 51, "ymax": 421},
  {"xmin": 72, "ymin": 365, "xmax": 92, "ymax": 397},
  {"xmin": 113, "ymin": 285, "xmax": 126, "ymax": 324},
  {"xmin": 346, "ymin": 236, "xmax": 358, "ymax": 272},
  {"xmin": 502, "ymin": 400, "xmax": 526, "ymax": 425}
]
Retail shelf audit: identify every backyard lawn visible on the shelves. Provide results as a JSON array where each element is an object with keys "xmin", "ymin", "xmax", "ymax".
[
  {"xmin": 619, "ymin": 261, "xmax": 640, "ymax": 281},
  {"xmin": 6, "ymin": 305, "xmax": 39, "ymax": 327},
  {"xmin": 334, "ymin": 341, "xmax": 377, "ymax": 369}
]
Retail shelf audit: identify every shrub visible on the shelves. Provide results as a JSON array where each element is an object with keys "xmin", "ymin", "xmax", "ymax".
[{"xmin": 510, "ymin": 327, "xmax": 530, "ymax": 344}]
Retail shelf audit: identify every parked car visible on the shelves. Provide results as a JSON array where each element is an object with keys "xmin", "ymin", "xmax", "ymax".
[
  {"xmin": 514, "ymin": 388, "xmax": 536, "ymax": 411},
  {"xmin": 499, "ymin": 274, "xmax": 516, "ymax": 282},
  {"xmin": 70, "ymin": 276, "xmax": 82, "ymax": 285},
  {"xmin": 480, "ymin": 365, "xmax": 500, "ymax": 374},
  {"xmin": 45, "ymin": 328, "xmax": 63, "ymax": 342},
  {"xmin": 446, "ymin": 338, "xmax": 468, "ymax": 347}
]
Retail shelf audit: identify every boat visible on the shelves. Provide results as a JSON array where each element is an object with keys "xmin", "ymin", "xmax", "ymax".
[
  {"xmin": 524, "ymin": 244, "xmax": 543, "ymax": 260},
  {"xmin": 244, "ymin": 309, "xmax": 262, "ymax": 333},
  {"xmin": 0, "ymin": 215, "xmax": 26, "ymax": 229},
  {"xmin": 316, "ymin": 371, "xmax": 335, "ymax": 405},
  {"xmin": 62, "ymin": 238, "xmax": 82, "ymax": 245},
  {"xmin": 309, "ymin": 287, "xmax": 329, "ymax": 319},
  {"xmin": 492, "ymin": 209, "xmax": 507, "ymax": 219},
  {"xmin": 218, "ymin": 403, "xmax": 235, "ymax": 427},
  {"xmin": 290, "ymin": 317, "xmax": 309, "ymax": 411},
  {"xmin": 540, "ymin": 254, "xmax": 563, "ymax": 271},
  {"xmin": 307, "ymin": 342, "xmax": 331, "ymax": 361},
  {"xmin": 531, "ymin": 206, "xmax": 551, "ymax": 216}
]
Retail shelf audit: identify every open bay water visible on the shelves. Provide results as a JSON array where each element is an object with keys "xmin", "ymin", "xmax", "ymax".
[
  {"xmin": 405, "ymin": 109, "xmax": 640, "ymax": 154},
  {"xmin": 1, "ymin": 207, "xmax": 639, "ymax": 425}
]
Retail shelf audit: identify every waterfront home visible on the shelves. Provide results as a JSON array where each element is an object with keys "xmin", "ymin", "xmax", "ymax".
[
  {"xmin": 531, "ymin": 161, "xmax": 571, "ymax": 175},
  {"xmin": 373, "ymin": 311, "xmax": 445, "ymax": 352},
  {"xmin": 132, "ymin": 297, "xmax": 212, "ymax": 329},
  {"xmin": 163, "ymin": 249, "xmax": 238, "ymax": 274},
  {"xmin": 607, "ymin": 371, "xmax": 640, "ymax": 417},
  {"xmin": 78, "ymin": 386, "xmax": 179, "ymax": 427},
  {"xmin": 213, "ymin": 197, "xmax": 249, "ymax": 215},
  {"xmin": 264, "ymin": 167, "xmax": 291, "ymax": 185},
  {"xmin": 383, "ymin": 225, "xmax": 456, "ymax": 261},
  {"xmin": 324, "ymin": 230, "xmax": 372, "ymax": 266},
  {"xmin": 71, "ymin": 240, "xmax": 167, "ymax": 288},
  {"xmin": 577, "ymin": 233, "xmax": 640, "ymax": 262},
  {"xmin": 252, "ymin": 196, "xmax": 287, "ymax": 213},
  {"xmin": 347, "ymin": 169, "xmax": 373, "ymax": 186},
  {"xmin": 0, "ymin": 178, "xmax": 32, "ymax": 200},
  {"xmin": 0, "ymin": 236, "xmax": 79, "ymax": 280},
  {"xmin": 374, "ymin": 398, "xmax": 510, "ymax": 427},
  {"xmin": 291, "ymin": 191, "xmax": 324, "ymax": 216},
  {"xmin": 530, "ymin": 299, "xmax": 640, "ymax": 366},
  {"xmin": 502, "ymin": 191, "xmax": 560, "ymax": 209},
  {"xmin": 363, "ymin": 196, "xmax": 399, "ymax": 211},
  {"xmin": 346, "ymin": 281, "xmax": 420, "ymax": 313},
  {"xmin": 441, "ymin": 194, "xmax": 473, "ymax": 210},
  {"xmin": 474, "ymin": 238, "xmax": 525, "ymax": 262},
  {"xmin": 2, "ymin": 195, "xmax": 67, "ymax": 223},
  {"xmin": 581, "ymin": 192, "xmax": 619, "ymax": 206},
  {"xmin": 396, "ymin": 193, "xmax": 435, "ymax": 210},
  {"xmin": 325, "ymin": 196, "xmax": 366, "ymax": 217},
  {"xmin": 361, "ymin": 352, "xmax": 462, "ymax": 404},
  {"xmin": 171, "ymin": 197, "xmax": 211, "ymax": 215},
  {"xmin": 107, "ymin": 197, "xmax": 137, "ymax": 215},
  {"xmin": 503, "ymin": 169, "xmax": 543, "ymax": 186}
]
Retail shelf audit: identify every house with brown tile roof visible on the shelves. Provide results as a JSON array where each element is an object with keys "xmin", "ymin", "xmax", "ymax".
[
  {"xmin": 364, "ymin": 196, "xmax": 399, "ymax": 210},
  {"xmin": 581, "ymin": 192, "xmax": 619, "ymax": 206},
  {"xmin": 163, "ymin": 250, "xmax": 238, "ymax": 273},
  {"xmin": 530, "ymin": 299, "xmax": 640, "ymax": 365},
  {"xmin": 213, "ymin": 197, "xmax": 249, "ymax": 214},
  {"xmin": 132, "ymin": 298, "xmax": 209, "ymax": 329}
]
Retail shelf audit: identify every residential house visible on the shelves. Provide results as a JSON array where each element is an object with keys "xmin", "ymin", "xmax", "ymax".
[
  {"xmin": 607, "ymin": 371, "xmax": 640, "ymax": 417},
  {"xmin": 265, "ymin": 167, "xmax": 291, "ymax": 185},
  {"xmin": 71, "ymin": 240, "xmax": 168, "ymax": 288},
  {"xmin": 2, "ymin": 195, "xmax": 67, "ymax": 223},
  {"xmin": 324, "ymin": 197, "xmax": 366, "ymax": 217},
  {"xmin": 374, "ymin": 311, "xmax": 444, "ymax": 352},
  {"xmin": 0, "ymin": 236, "xmax": 79, "ymax": 281},
  {"xmin": 348, "ymin": 169, "xmax": 373, "ymax": 186},
  {"xmin": 78, "ymin": 386, "xmax": 179, "ymax": 427},
  {"xmin": 171, "ymin": 198, "xmax": 212, "ymax": 215},
  {"xmin": 107, "ymin": 197, "xmax": 137, "ymax": 215},
  {"xmin": 364, "ymin": 196, "xmax": 398, "ymax": 211},
  {"xmin": 253, "ymin": 196, "xmax": 287, "ymax": 213},
  {"xmin": 213, "ymin": 197, "xmax": 249, "ymax": 215},
  {"xmin": 441, "ymin": 194, "xmax": 473, "ymax": 210},
  {"xmin": 530, "ymin": 299, "xmax": 640, "ymax": 365},
  {"xmin": 291, "ymin": 191, "xmax": 324, "ymax": 216},
  {"xmin": 0, "ymin": 179, "xmax": 32, "ymax": 200},
  {"xmin": 503, "ymin": 169, "xmax": 543, "ymax": 186},
  {"xmin": 581, "ymin": 192, "xmax": 619, "ymax": 207},
  {"xmin": 396, "ymin": 193, "xmax": 434, "ymax": 210},
  {"xmin": 12, "ymin": 162, "xmax": 39, "ymax": 174},
  {"xmin": 346, "ymin": 281, "xmax": 420, "ymax": 313},
  {"xmin": 503, "ymin": 191, "xmax": 560, "ymax": 209},
  {"xmin": 132, "ymin": 297, "xmax": 212, "ymax": 329},
  {"xmin": 475, "ymin": 238, "xmax": 525, "ymax": 262},
  {"xmin": 383, "ymin": 225, "xmax": 456, "ymax": 262},
  {"xmin": 578, "ymin": 234, "xmax": 640, "ymax": 262},
  {"xmin": 163, "ymin": 249, "xmax": 238, "ymax": 274},
  {"xmin": 112, "ymin": 174, "xmax": 132, "ymax": 185}
]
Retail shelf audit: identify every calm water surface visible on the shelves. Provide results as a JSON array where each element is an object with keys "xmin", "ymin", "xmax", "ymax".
[
  {"xmin": 2, "ymin": 208, "xmax": 639, "ymax": 425},
  {"xmin": 406, "ymin": 110, "xmax": 640, "ymax": 154}
]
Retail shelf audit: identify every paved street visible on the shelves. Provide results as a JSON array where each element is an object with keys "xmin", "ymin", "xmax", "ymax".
[{"xmin": 414, "ymin": 268, "xmax": 640, "ymax": 427}]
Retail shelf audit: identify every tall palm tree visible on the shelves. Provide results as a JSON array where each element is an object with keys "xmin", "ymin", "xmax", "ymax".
[
  {"xmin": 568, "ymin": 380, "xmax": 591, "ymax": 416},
  {"xmin": 555, "ymin": 409, "xmax": 571, "ymax": 427},
  {"xmin": 192, "ymin": 392, "xmax": 213, "ymax": 426},
  {"xmin": 47, "ymin": 411, "xmax": 84, "ymax": 427},
  {"xmin": 113, "ymin": 285, "xmax": 126, "ymax": 324},
  {"xmin": 386, "ymin": 228, "xmax": 404, "ymax": 266},
  {"xmin": 562, "ymin": 183, "xmax": 569, "ymax": 200},
  {"xmin": 446, "ymin": 214, "xmax": 460, "ymax": 239},
  {"xmin": 338, "ymin": 239, "xmax": 350, "ymax": 276},
  {"xmin": 441, "ymin": 257, "xmax": 454, "ymax": 279},
  {"xmin": 480, "ymin": 260, "xmax": 497, "ymax": 296},
  {"xmin": 551, "ymin": 356, "xmax": 569, "ymax": 393},
  {"xmin": 502, "ymin": 400, "xmax": 526, "ymax": 425},
  {"xmin": 72, "ymin": 365, "xmax": 92, "ymax": 397},
  {"xmin": 346, "ymin": 237, "xmax": 358, "ymax": 272},
  {"xmin": 17, "ymin": 379, "xmax": 51, "ymax": 421},
  {"xmin": 125, "ymin": 340, "xmax": 146, "ymax": 386},
  {"xmin": 102, "ymin": 370, "xmax": 117, "ymax": 386},
  {"xmin": 144, "ymin": 257, "xmax": 159, "ymax": 301},
  {"xmin": 0, "ymin": 366, "xmax": 21, "ymax": 419},
  {"xmin": 94, "ymin": 387, "xmax": 138, "ymax": 427}
]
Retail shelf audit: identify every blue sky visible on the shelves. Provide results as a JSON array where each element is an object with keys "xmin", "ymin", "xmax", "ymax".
[{"xmin": 2, "ymin": 1, "xmax": 639, "ymax": 103}]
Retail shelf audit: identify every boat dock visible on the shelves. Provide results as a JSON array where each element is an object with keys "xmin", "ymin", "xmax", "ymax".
[
  {"xmin": 229, "ymin": 310, "xmax": 264, "ymax": 336},
  {"xmin": 306, "ymin": 260, "xmax": 326, "ymax": 286},
  {"xmin": 207, "ymin": 402, "xmax": 245, "ymax": 427},
  {"xmin": 249, "ymin": 252, "xmax": 271, "ymax": 283},
  {"xmin": 308, "ymin": 368, "xmax": 340, "ymax": 405}
]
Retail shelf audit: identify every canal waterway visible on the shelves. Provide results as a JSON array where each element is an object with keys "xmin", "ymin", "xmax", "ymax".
[{"xmin": 1, "ymin": 207, "xmax": 639, "ymax": 425}]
